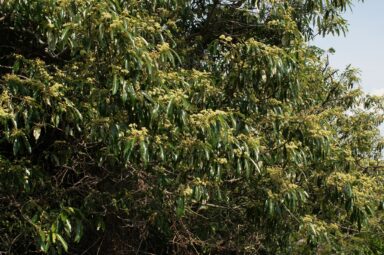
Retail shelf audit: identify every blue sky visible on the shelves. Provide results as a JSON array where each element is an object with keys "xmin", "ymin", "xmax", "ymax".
[{"xmin": 313, "ymin": 0, "xmax": 384, "ymax": 95}]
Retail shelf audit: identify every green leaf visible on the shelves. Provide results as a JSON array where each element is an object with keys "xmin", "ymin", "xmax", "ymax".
[
  {"xmin": 140, "ymin": 140, "xmax": 148, "ymax": 164},
  {"xmin": 63, "ymin": 219, "xmax": 72, "ymax": 236},
  {"xmin": 13, "ymin": 137, "xmax": 20, "ymax": 155},
  {"xmin": 112, "ymin": 74, "xmax": 119, "ymax": 95},
  {"xmin": 124, "ymin": 138, "xmax": 136, "ymax": 162},
  {"xmin": 56, "ymin": 233, "xmax": 68, "ymax": 252},
  {"xmin": 176, "ymin": 197, "xmax": 185, "ymax": 217},
  {"xmin": 74, "ymin": 220, "xmax": 83, "ymax": 243},
  {"xmin": 244, "ymin": 159, "xmax": 250, "ymax": 179},
  {"xmin": 166, "ymin": 98, "xmax": 174, "ymax": 118},
  {"xmin": 60, "ymin": 26, "xmax": 70, "ymax": 41}
]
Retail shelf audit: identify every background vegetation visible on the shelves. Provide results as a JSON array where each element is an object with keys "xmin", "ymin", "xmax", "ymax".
[{"xmin": 1, "ymin": 0, "xmax": 384, "ymax": 254}]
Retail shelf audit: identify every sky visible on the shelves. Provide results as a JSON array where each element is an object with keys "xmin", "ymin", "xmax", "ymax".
[{"xmin": 313, "ymin": 0, "xmax": 384, "ymax": 96}]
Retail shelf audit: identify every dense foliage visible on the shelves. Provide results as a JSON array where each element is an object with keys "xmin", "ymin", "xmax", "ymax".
[{"xmin": 1, "ymin": 0, "xmax": 384, "ymax": 254}]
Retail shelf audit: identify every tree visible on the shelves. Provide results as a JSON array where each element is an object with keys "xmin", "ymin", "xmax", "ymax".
[{"xmin": 1, "ymin": 0, "xmax": 384, "ymax": 254}]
